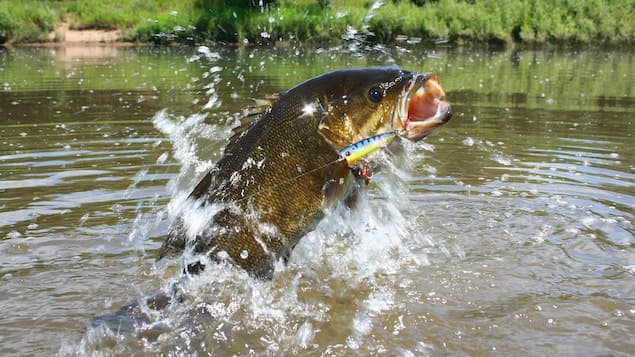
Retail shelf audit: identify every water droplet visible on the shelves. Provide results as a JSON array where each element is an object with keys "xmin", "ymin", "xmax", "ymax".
[
  {"xmin": 111, "ymin": 203, "xmax": 122, "ymax": 213},
  {"xmin": 240, "ymin": 250, "xmax": 249, "ymax": 259},
  {"xmin": 295, "ymin": 321, "xmax": 314, "ymax": 348},
  {"xmin": 7, "ymin": 231, "xmax": 22, "ymax": 239},
  {"xmin": 156, "ymin": 152, "xmax": 169, "ymax": 164}
]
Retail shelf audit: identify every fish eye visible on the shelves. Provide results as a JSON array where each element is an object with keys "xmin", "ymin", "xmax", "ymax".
[{"xmin": 368, "ymin": 87, "xmax": 384, "ymax": 103}]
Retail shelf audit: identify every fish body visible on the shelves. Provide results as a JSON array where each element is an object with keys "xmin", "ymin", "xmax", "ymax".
[{"xmin": 160, "ymin": 67, "xmax": 452, "ymax": 278}]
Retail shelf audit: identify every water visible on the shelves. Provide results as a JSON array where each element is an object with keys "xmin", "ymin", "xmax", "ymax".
[{"xmin": 0, "ymin": 44, "xmax": 633, "ymax": 356}]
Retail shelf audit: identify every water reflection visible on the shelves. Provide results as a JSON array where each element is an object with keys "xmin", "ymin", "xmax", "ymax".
[
  {"xmin": 0, "ymin": 46, "xmax": 633, "ymax": 356},
  {"xmin": 48, "ymin": 45, "xmax": 128, "ymax": 62}
]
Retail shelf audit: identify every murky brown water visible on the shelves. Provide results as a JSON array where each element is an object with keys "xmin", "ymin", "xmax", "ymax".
[{"xmin": 1, "ymin": 44, "xmax": 633, "ymax": 356}]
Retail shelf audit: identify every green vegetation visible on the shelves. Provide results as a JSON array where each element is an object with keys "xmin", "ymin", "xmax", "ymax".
[
  {"xmin": 369, "ymin": 0, "xmax": 635, "ymax": 45},
  {"xmin": 0, "ymin": 1, "xmax": 58, "ymax": 43},
  {"xmin": 0, "ymin": 0, "xmax": 633, "ymax": 46}
]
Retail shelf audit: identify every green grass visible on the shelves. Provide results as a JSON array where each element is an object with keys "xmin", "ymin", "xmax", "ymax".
[
  {"xmin": 370, "ymin": 0, "xmax": 635, "ymax": 46},
  {"xmin": 0, "ymin": 0, "xmax": 197, "ymax": 43},
  {"xmin": 0, "ymin": 0, "xmax": 633, "ymax": 46},
  {"xmin": 0, "ymin": 1, "xmax": 59, "ymax": 43}
]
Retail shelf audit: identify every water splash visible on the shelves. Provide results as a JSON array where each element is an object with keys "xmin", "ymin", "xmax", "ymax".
[
  {"xmin": 339, "ymin": 0, "xmax": 391, "ymax": 57},
  {"xmin": 73, "ymin": 120, "xmax": 438, "ymax": 354},
  {"xmin": 361, "ymin": 0, "xmax": 386, "ymax": 33}
]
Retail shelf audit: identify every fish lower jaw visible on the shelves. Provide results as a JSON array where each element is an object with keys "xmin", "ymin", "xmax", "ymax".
[{"xmin": 399, "ymin": 101, "xmax": 452, "ymax": 141}]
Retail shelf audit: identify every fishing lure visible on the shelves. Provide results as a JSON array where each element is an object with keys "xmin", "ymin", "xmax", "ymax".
[{"xmin": 338, "ymin": 131, "xmax": 397, "ymax": 165}]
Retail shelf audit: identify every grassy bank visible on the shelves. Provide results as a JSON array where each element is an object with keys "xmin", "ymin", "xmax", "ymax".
[{"xmin": 0, "ymin": 0, "xmax": 633, "ymax": 46}]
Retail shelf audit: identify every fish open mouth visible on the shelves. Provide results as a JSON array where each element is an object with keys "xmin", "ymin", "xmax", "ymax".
[{"xmin": 395, "ymin": 73, "xmax": 452, "ymax": 141}]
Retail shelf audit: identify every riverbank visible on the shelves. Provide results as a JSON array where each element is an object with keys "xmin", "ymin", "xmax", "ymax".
[
  {"xmin": 0, "ymin": 0, "xmax": 633, "ymax": 47},
  {"xmin": 46, "ymin": 22, "xmax": 122, "ymax": 44}
]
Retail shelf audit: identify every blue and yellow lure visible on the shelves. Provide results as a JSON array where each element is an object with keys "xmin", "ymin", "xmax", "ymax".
[{"xmin": 338, "ymin": 131, "xmax": 397, "ymax": 165}]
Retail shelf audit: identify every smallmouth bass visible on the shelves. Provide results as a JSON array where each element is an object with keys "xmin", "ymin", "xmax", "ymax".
[{"xmin": 160, "ymin": 66, "xmax": 452, "ymax": 278}]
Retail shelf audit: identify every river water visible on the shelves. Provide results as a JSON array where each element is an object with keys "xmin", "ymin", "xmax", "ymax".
[{"xmin": 0, "ymin": 44, "xmax": 633, "ymax": 356}]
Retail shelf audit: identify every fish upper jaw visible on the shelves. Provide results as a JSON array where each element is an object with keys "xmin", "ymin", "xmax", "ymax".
[{"xmin": 396, "ymin": 73, "xmax": 452, "ymax": 141}]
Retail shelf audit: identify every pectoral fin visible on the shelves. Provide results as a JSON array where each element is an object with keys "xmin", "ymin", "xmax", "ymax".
[{"xmin": 321, "ymin": 160, "xmax": 353, "ymax": 209}]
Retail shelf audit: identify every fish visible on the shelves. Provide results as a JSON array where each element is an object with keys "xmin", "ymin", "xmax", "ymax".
[{"xmin": 158, "ymin": 66, "xmax": 452, "ymax": 278}]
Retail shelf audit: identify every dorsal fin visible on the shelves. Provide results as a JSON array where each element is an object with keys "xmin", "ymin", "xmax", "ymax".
[
  {"xmin": 188, "ymin": 170, "xmax": 214, "ymax": 199},
  {"xmin": 224, "ymin": 94, "xmax": 280, "ymax": 152},
  {"xmin": 252, "ymin": 94, "xmax": 279, "ymax": 108}
]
